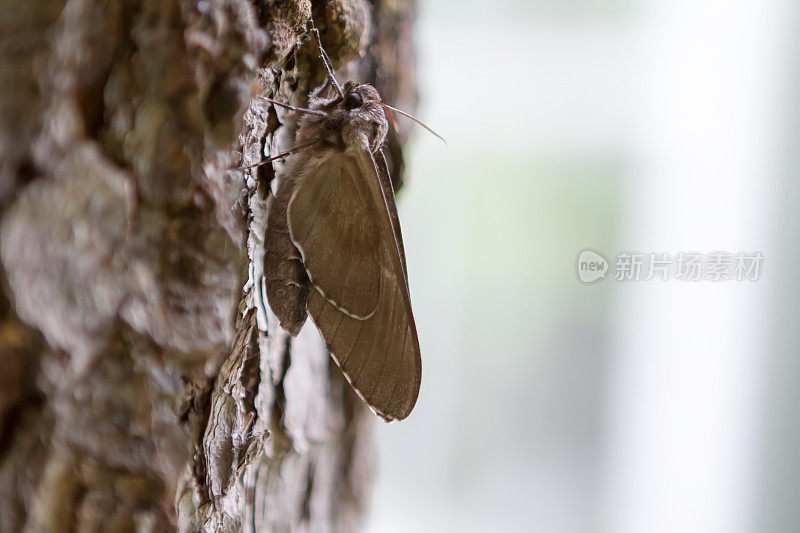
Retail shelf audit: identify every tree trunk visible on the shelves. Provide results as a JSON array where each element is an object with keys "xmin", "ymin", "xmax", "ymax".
[{"xmin": 0, "ymin": 1, "xmax": 416, "ymax": 531}]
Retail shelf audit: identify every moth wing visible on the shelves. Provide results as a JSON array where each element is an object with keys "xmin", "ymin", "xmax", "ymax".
[
  {"xmin": 286, "ymin": 154, "xmax": 381, "ymax": 319},
  {"xmin": 376, "ymin": 149, "xmax": 408, "ymax": 283},
  {"xmin": 288, "ymin": 150, "xmax": 421, "ymax": 421}
]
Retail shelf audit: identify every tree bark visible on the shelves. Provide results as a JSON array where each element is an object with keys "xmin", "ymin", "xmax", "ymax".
[{"xmin": 0, "ymin": 1, "xmax": 416, "ymax": 531}]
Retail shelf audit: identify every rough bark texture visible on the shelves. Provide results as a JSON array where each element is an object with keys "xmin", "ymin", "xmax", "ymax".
[{"xmin": 0, "ymin": 1, "xmax": 416, "ymax": 531}]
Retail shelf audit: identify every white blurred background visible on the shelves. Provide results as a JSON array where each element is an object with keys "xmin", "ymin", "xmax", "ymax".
[{"xmin": 367, "ymin": 0, "xmax": 799, "ymax": 532}]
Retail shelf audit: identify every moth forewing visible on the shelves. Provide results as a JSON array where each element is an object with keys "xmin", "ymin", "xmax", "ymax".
[
  {"xmin": 286, "ymin": 147, "xmax": 421, "ymax": 421},
  {"xmin": 365, "ymin": 150, "xmax": 412, "ymax": 290},
  {"xmin": 376, "ymin": 149, "xmax": 409, "ymax": 283},
  {"xmin": 286, "ymin": 153, "xmax": 381, "ymax": 320}
]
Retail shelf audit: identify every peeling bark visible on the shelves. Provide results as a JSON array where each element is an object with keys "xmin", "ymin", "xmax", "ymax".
[{"xmin": 0, "ymin": 0, "xmax": 416, "ymax": 531}]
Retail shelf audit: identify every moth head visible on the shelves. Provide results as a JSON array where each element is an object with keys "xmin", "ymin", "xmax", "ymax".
[{"xmin": 306, "ymin": 82, "xmax": 388, "ymax": 154}]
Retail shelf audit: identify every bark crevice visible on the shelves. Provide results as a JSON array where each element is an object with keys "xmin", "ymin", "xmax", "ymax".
[{"xmin": 0, "ymin": 0, "xmax": 416, "ymax": 530}]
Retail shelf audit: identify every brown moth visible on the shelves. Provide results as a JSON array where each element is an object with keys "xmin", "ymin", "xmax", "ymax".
[{"xmin": 257, "ymin": 30, "xmax": 440, "ymax": 421}]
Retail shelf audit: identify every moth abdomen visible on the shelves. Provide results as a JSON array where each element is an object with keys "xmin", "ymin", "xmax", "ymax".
[{"xmin": 265, "ymin": 175, "xmax": 309, "ymax": 337}]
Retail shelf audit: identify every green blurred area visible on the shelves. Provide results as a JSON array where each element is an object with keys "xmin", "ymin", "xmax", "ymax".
[{"xmin": 370, "ymin": 0, "xmax": 800, "ymax": 531}]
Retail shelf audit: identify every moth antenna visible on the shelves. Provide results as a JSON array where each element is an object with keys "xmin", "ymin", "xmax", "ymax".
[
  {"xmin": 370, "ymin": 101, "xmax": 446, "ymax": 145},
  {"xmin": 310, "ymin": 25, "xmax": 345, "ymax": 99},
  {"xmin": 259, "ymin": 96, "xmax": 327, "ymax": 117},
  {"xmin": 385, "ymin": 106, "xmax": 399, "ymax": 134}
]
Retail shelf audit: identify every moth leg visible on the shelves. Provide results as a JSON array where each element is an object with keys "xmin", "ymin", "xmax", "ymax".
[
  {"xmin": 257, "ymin": 97, "xmax": 326, "ymax": 117},
  {"xmin": 238, "ymin": 146, "xmax": 303, "ymax": 171}
]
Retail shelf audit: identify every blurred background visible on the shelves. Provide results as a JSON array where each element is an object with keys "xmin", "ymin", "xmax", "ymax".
[{"xmin": 367, "ymin": 0, "xmax": 799, "ymax": 532}]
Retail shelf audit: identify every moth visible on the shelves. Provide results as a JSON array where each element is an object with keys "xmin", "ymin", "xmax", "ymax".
[{"xmin": 255, "ymin": 30, "xmax": 441, "ymax": 421}]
